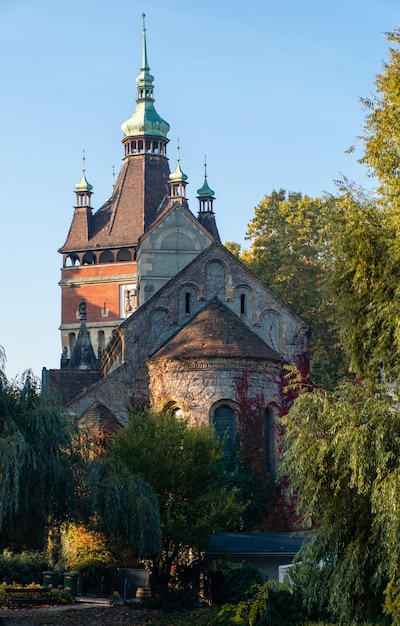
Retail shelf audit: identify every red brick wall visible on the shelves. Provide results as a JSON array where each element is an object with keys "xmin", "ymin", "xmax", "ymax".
[{"xmin": 61, "ymin": 261, "xmax": 137, "ymax": 324}]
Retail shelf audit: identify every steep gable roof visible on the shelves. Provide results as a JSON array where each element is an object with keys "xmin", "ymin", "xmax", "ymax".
[
  {"xmin": 149, "ymin": 298, "xmax": 284, "ymax": 362},
  {"xmin": 138, "ymin": 198, "xmax": 216, "ymax": 248}
]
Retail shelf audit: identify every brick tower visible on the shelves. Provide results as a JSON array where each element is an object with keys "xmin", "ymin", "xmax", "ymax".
[{"xmin": 58, "ymin": 15, "xmax": 171, "ymax": 362}]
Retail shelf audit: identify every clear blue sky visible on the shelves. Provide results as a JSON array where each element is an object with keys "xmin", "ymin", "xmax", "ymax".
[{"xmin": 0, "ymin": 0, "xmax": 399, "ymax": 380}]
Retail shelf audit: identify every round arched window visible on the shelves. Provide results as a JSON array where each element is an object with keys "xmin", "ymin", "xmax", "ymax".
[{"xmin": 213, "ymin": 405, "xmax": 236, "ymax": 455}]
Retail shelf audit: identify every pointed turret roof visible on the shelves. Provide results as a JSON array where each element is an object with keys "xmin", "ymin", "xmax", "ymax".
[
  {"xmin": 196, "ymin": 158, "xmax": 220, "ymax": 241},
  {"xmin": 121, "ymin": 14, "xmax": 170, "ymax": 139},
  {"xmin": 74, "ymin": 152, "xmax": 93, "ymax": 193},
  {"xmin": 67, "ymin": 299, "xmax": 98, "ymax": 370}
]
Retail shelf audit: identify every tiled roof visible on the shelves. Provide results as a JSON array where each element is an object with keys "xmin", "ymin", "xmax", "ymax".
[
  {"xmin": 45, "ymin": 370, "xmax": 102, "ymax": 405},
  {"xmin": 149, "ymin": 299, "xmax": 283, "ymax": 361},
  {"xmin": 60, "ymin": 156, "xmax": 170, "ymax": 252},
  {"xmin": 78, "ymin": 401, "xmax": 121, "ymax": 437}
]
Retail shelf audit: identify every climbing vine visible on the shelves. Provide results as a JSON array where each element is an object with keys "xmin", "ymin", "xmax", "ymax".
[{"xmin": 233, "ymin": 366, "xmax": 310, "ymax": 532}]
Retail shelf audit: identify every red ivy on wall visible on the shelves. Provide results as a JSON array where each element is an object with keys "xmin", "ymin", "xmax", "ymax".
[{"xmin": 233, "ymin": 361, "xmax": 310, "ymax": 532}]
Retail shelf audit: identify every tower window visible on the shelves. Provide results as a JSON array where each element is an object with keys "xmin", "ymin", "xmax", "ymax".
[
  {"xmin": 83, "ymin": 252, "xmax": 96, "ymax": 265},
  {"xmin": 240, "ymin": 293, "xmax": 246, "ymax": 315},
  {"xmin": 185, "ymin": 292, "xmax": 191, "ymax": 314},
  {"xmin": 100, "ymin": 250, "xmax": 114, "ymax": 263}
]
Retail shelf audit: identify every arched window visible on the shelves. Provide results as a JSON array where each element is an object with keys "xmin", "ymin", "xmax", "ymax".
[
  {"xmin": 264, "ymin": 406, "xmax": 276, "ymax": 473},
  {"xmin": 99, "ymin": 250, "xmax": 114, "ymax": 263},
  {"xmin": 117, "ymin": 249, "xmax": 131, "ymax": 262},
  {"xmin": 65, "ymin": 254, "xmax": 80, "ymax": 267},
  {"xmin": 240, "ymin": 293, "xmax": 246, "ymax": 315},
  {"xmin": 213, "ymin": 405, "xmax": 236, "ymax": 455},
  {"xmin": 97, "ymin": 330, "xmax": 105, "ymax": 356},
  {"xmin": 185, "ymin": 292, "xmax": 191, "ymax": 314},
  {"xmin": 68, "ymin": 332, "xmax": 76, "ymax": 356},
  {"xmin": 82, "ymin": 252, "xmax": 96, "ymax": 265}
]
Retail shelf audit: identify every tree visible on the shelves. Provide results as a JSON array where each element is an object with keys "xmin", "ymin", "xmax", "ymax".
[
  {"xmin": 106, "ymin": 405, "xmax": 243, "ymax": 580},
  {"xmin": 280, "ymin": 380, "xmax": 400, "ymax": 623},
  {"xmin": 327, "ymin": 29, "xmax": 400, "ymax": 385},
  {"xmin": 324, "ymin": 181, "xmax": 399, "ymax": 383},
  {"xmin": 358, "ymin": 28, "xmax": 400, "ymax": 205},
  {"xmin": 0, "ymin": 363, "xmax": 78, "ymax": 549},
  {"xmin": 278, "ymin": 29, "xmax": 400, "ymax": 624},
  {"xmin": 241, "ymin": 189, "xmax": 347, "ymax": 389}
]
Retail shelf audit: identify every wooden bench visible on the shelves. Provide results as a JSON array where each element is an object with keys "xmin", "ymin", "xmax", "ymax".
[{"xmin": 5, "ymin": 587, "xmax": 58, "ymax": 607}]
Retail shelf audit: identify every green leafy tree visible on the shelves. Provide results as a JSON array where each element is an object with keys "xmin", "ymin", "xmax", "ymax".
[
  {"xmin": 0, "ymin": 359, "xmax": 78, "ymax": 549},
  {"xmin": 280, "ymin": 381, "xmax": 400, "ymax": 623},
  {"xmin": 328, "ymin": 29, "xmax": 400, "ymax": 385},
  {"xmin": 241, "ymin": 189, "xmax": 347, "ymax": 389},
  {"xmin": 358, "ymin": 28, "xmax": 400, "ymax": 205},
  {"xmin": 324, "ymin": 181, "xmax": 398, "ymax": 383},
  {"xmin": 106, "ymin": 405, "xmax": 243, "ymax": 579},
  {"xmin": 86, "ymin": 456, "xmax": 162, "ymax": 560},
  {"xmin": 278, "ymin": 29, "xmax": 400, "ymax": 625}
]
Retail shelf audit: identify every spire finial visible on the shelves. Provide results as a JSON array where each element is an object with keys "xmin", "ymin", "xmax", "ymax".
[
  {"xmin": 141, "ymin": 12, "xmax": 149, "ymax": 71},
  {"xmin": 112, "ymin": 164, "xmax": 115, "ymax": 188},
  {"xmin": 74, "ymin": 150, "xmax": 93, "ymax": 197}
]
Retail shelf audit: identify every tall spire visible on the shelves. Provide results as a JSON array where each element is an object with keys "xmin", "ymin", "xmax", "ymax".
[
  {"xmin": 121, "ymin": 14, "xmax": 170, "ymax": 140},
  {"xmin": 141, "ymin": 13, "xmax": 150, "ymax": 72}
]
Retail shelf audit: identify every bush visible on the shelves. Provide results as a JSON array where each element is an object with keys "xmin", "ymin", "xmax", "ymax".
[
  {"xmin": 209, "ymin": 560, "xmax": 266, "ymax": 605},
  {"xmin": 0, "ymin": 550, "xmax": 48, "ymax": 585},
  {"xmin": 142, "ymin": 586, "xmax": 201, "ymax": 612},
  {"xmin": 210, "ymin": 579, "xmax": 306, "ymax": 625}
]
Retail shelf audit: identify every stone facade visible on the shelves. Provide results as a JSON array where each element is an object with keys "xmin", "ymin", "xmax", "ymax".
[{"xmin": 65, "ymin": 241, "xmax": 309, "ymax": 442}]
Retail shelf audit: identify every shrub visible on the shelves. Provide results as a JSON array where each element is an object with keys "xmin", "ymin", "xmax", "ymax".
[
  {"xmin": 0, "ymin": 550, "xmax": 48, "ymax": 585},
  {"xmin": 210, "ymin": 580, "xmax": 305, "ymax": 625},
  {"xmin": 142, "ymin": 586, "xmax": 201, "ymax": 612},
  {"xmin": 209, "ymin": 560, "xmax": 266, "ymax": 605}
]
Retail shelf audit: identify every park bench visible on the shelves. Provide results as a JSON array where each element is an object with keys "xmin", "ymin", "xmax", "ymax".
[{"xmin": 5, "ymin": 587, "xmax": 58, "ymax": 607}]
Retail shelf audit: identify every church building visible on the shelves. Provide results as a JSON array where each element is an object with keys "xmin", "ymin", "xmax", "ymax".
[{"xmin": 43, "ymin": 16, "xmax": 309, "ymax": 463}]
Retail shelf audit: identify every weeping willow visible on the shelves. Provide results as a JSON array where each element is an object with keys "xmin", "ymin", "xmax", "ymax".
[
  {"xmin": 0, "ymin": 360, "xmax": 77, "ymax": 548},
  {"xmin": 87, "ymin": 458, "xmax": 162, "ymax": 559}
]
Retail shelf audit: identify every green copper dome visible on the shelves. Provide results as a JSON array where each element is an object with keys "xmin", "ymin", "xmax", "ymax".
[
  {"xmin": 74, "ymin": 153, "xmax": 93, "ymax": 192},
  {"xmin": 196, "ymin": 178, "xmax": 215, "ymax": 197},
  {"xmin": 74, "ymin": 170, "xmax": 93, "ymax": 192},
  {"xmin": 197, "ymin": 157, "xmax": 215, "ymax": 197},
  {"xmin": 121, "ymin": 15, "xmax": 170, "ymax": 139},
  {"xmin": 169, "ymin": 148, "xmax": 188, "ymax": 182}
]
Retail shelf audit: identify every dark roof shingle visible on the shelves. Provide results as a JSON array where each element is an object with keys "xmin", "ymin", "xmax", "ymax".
[{"xmin": 150, "ymin": 299, "xmax": 283, "ymax": 361}]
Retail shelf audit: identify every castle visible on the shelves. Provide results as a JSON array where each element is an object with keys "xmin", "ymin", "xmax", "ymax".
[{"xmin": 42, "ymin": 16, "xmax": 309, "ymax": 467}]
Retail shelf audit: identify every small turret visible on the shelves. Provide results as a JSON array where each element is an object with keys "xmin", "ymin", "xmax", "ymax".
[
  {"xmin": 74, "ymin": 151, "xmax": 93, "ymax": 208},
  {"xmin": 196, "ymin": 158, "xmax": 220, "ymax": 241},
  {"xmin": 169, "ymin": 142, "xmax": 188, "ymax": 200}
]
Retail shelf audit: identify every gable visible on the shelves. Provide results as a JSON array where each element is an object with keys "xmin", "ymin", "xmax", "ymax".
[
  {"xmin": 103, "ymin": 240, "xmax": 309, "ymax": 375},
  {"xmin": 136, "ymin": 202, "xmax": 215, "ymax": 306}
]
